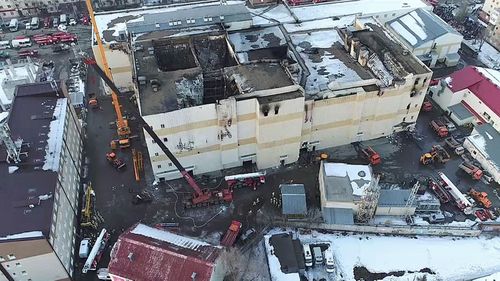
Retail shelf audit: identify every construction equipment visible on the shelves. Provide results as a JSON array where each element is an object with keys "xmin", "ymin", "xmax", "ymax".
[
  {"xmin": 89, "ymin": 60, "xmax": 232, "ymax": 209},
  {"xmin": 82, "ymin": 228, "xmax": 110, "ymax": 274},
  {"xmin": 428, "ymin": 178, "xmax": 451, "ymax": 203},
  {"xmin": 468, "ymin": 188, "xmax": 492, "ymax": 208},
  {"xmin": 225, "ymin": 171, "xmax": 266, "ymax": 191},
  {"xmin": 105, "ymin": 152, "xmax": 126, "ymax": 171},
  {"xmin": 475, "ymin": 209, "xmax": 489, "ymax": 221},
  {"xmin": 353, "ymin": 143, "xmax": 381, "ymax": 165},
  {"xmin": 420, "ymin": 145, "xmax": 450, "ymax": 165},
  {"xmin": 88, "ymin": 93, "xmax": 98, "ymax": 109},
  {"xmin": 221, "ymin": 220, "xmax": 242, "ymax": 247},
  {"xmin": 459, "ymin": 161, "xmax": 483, "ymax": 180},
  {"xmin": 132, "ymin": 149, "xmax": 143, "ymax": 182},
  {"xmin": 438, "ymin": 172, "xmax": 473, "ymax": 214},
  {"xmin": 110, "ymin": 138, "xmax": 130, "ymax": 150},
  {"xmin": 84, "ymin": 0, "xmax": 131, "ymax": 146},
  {"xmin": 429, "ymin": 119, "xmax": 448, "ymax": 137},
  {"xmin": 444, "ymin": 136, "xmax": 464, "ymax": 155},
  {"xmin": 81, "ymin": 184, "xmax": 97, "ymax": 229}
]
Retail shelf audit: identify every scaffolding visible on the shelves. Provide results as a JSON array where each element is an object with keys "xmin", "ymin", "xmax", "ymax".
[
  {"xmin": 356, "ymin": 174, "xmax": 381, "ymax": 223},
  {"xmin": 404, "ymin": 180, "xmax": 420, "ymax": 223}
]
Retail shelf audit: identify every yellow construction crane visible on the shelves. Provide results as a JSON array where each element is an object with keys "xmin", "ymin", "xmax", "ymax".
[
  {"xmin": 81, "ymin": 184, "xmax": 97, "ymax": 229},
  {"xmin": 85, "ymin": 0, "xmax": 131, "ymax": 148}
]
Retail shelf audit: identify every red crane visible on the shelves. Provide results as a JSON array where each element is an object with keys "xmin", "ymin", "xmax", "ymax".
[{"xmin": 85, "ymin": 58, "xmax": 232, "ymax": 208}]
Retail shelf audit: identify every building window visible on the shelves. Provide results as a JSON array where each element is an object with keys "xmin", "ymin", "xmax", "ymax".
[
  {"xmin": 154, "ymin": 152, "xmax": 159, "ymax": 156},
  {"xmin": 160, "ymin": 124, "xmax": 165, "ymax": 128},
  {"xmin": 157, "ymin": 165, "xmax": 162, "ymax": 169},
  {"xmin": 403, "ymin": 117, "xmax": 406, "ymax": 122},
  {"xmin": 163, "ymin": 137, "xmax": 168, "ymax": 142},
  {"xmin": 274, "ymin": 105, "xmax": 280, "ymax": 115},
  {"xmin": 483, "ymin": 112, "xmax": 491, "ymax": 120},
  {"xmin": 168, "ymin": 162, "xmax": 172, "ymax": 166},
  {"xmin": 152, "ymin": 139, "xmax": 156, "ymax": 144},
  {"xmin": 22, "ymin": 271, "xmax": 27, "ymax": 275},
  {"xmin": 0, "ymin": 256, "xmax": 4, "ymax": 262},
  {"xmin": 7, "ymin": 4, "xmax": 11, "ymax": 8},
  {"xmin": 406, "ymin": 103, "xmax": 410, "ymax": 110},
  {"xmin": 16, "ymin": 262, "xmax": 21, "ymax": 267}
]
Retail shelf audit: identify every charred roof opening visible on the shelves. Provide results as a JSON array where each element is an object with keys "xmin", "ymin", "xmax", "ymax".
[{"xmin": 153, "ymin": 40, "xmax": 197, "ymax": 71}]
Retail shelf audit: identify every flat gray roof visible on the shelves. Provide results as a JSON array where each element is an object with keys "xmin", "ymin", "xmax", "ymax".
[
  {"xmin": 280, "ymin": 184, "xmax": 307, "ymax": 215},
  {"xmin": 468, "ymin": 123, "xmax": 500, "ymax": 168},
  {"xmin": 128, "ymin": 4, "xmax": 252, "ymax": 35},
  {"xmin": 225, "ymin": 63, "xmax": 295, "ymax": 94},
  {"xmin": 323, "ymin": 208, "xmax": 354, "ymax": 225},
  {"xmin": 448, "ymin": 102, "xmax": 473, "ymax": 120},
  {"xmin": 378, "ymin": 189, "xmax": 414, "ymax": 207},
  {"xmin": 387, "ymin": 8, "xmax": 461, "ymax": 47},
  {"xmin": 228, "ymin": 26, "xmax": 287, "ymax": 63}
]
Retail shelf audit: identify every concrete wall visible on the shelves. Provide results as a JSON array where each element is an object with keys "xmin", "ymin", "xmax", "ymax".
[
  {"xmin": 463, "ymin": 137, "xmax": 500, "ymax": 184},
  {"xmin": 0, "ymin": 238, "xmax": 71, "ymax": 281},
  {"xmin": 429, "ymin": 84, "xmax": 464, "ymax": 110},
  {"xmin": 92, "ymin": 45, "xmax": 134, "ymax": 92},
  {"xmin": 145, "ymin": 72, "xmax": 431, "ymax": 180},
  {"xmin": 483, "ymin": 0, "xmax": 500, "ymax": 17},
  {"xmin": 462, "ymin": 92, "xmax": 500, "ymax": 132},
  {"xmin": 375, "ymin": 206, "xmax": 416, "ymax": 216}
]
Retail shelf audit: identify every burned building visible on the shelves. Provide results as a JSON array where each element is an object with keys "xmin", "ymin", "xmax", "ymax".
[{"xmin": 127, "ymin": 10, "xmax": 432, "ymax": 181}]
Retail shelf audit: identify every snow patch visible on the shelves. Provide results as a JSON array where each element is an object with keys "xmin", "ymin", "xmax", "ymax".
[
  {"xmin": 43, "ymin": 98, "xmax": 67, "ymax": 172},
  {"xmin": 400, "ymin": 12, "xmax": 427, "ymax": 40},
  {"xmin": 389, "ymin": 21, "xmax": 418, "ymax": 45},
  {"xmin": 131, "ymin": 224, "xmax": 210, "ymax": 251},
  {"xmin": 323, "ymin": 163, "xmax": 372, "ymax": 196},
  {"xmin": 0, "ymin": 231, "xmax": 43, "ymax": 240},
  {"xmin": 8, "ymin": 166, "xmax": 18, "ymax": 174}
]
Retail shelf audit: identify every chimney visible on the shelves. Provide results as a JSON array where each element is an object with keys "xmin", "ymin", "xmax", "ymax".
[{"xmin": 191, "ymin": 272, "xmax": 197, "ymax": 281}]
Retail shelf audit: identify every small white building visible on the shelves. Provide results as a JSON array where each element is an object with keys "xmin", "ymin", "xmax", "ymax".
[
  {"xmin": 463, "ymin": 124, "xmax": 500, "ymax": 184},
  {"xmin": 386, "ymin": 8, "xmax": 463, "ymax": 67},
  {"xmin": 430, "ymin": 66, "xmax": 500, "ymax": 132}
]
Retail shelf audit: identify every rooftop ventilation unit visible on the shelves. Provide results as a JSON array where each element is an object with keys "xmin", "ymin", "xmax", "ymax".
[
  {"xmin": 147, "ymin": 47, "xmax": 154, "ymax": 55},
  {"xmin": 138, "ymin": 76, "xmax": 147, "ymax": 86}
]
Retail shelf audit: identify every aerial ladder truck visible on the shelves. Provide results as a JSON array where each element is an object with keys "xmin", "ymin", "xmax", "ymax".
[
  {"xmin": 85, "ymin": 60, "xmax": 234, "ymax": 209},
  {"xmin": 85, "ymin": 0, "xmax": 131, "ymax": 149}
]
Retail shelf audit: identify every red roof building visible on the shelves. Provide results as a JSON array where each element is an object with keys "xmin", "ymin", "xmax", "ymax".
[
  {"xmin": 447, "ymin": 66, "xmax": 500, "ymax": 116},
  {"xmin": 108, "ymin": 224, "xmax": 224, "ymax": 281}
]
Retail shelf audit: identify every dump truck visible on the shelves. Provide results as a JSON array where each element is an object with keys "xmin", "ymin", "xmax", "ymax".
[
  {"xmin": 353, "ymin": 142, "xmax": 381, "ymax": 165},
  {"xmin": 105, "ymin": 152, "xmax": 125, "ymax": 171},
  {"xmin": 221, "ymin": 220, "xmax": 242, "ymax": 247},
  {"xmin": 459, "ymin": 161, "xmax": 483, "ymax": 180},
  {"xmin": 430, "ymin": 120, "xmax": 448, "ymax": 137},
  {"xmin": 468, "ymin": 188, "xmax": 491, "ymax": 208},
  {"xmin": 444, "ymin": 136, "xmax": 465, "ymax": 155}
]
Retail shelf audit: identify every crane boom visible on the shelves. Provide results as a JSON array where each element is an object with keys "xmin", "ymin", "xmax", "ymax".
[
  {"xmin": 84, "ymin": 59, "xmax": 207, "ymax": 200},
  {"xmin": 85, "ymin": 0, "xmax": 130, "ymax": 137}
]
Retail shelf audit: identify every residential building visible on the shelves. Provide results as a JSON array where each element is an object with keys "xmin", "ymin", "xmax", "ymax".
[
  {"xmin": 385, "ymin": 8, "xmax": 463, "ymax": 67},
  {"xmin": 0, "ymin": 60, "xmax": 38, "ymax": 111},
  {"xmin": 463, "ymin": 124, "xmax": 500, "ymax": 184},
  {"xmin": 430, "ymin": 66, "xmax": 500, "ymax": 132},
  {"xmin": 93, "ymin": 0, "xmax": 141, "ymax": 11},
  {"xmin": 0, "ymin": 0, "xmax": 83, "ymax": 19},
  {"xmin": 486, "ymin": 8, "xmax": 500, "ymax": 50},
  {"xmin": 280, "ymin": 184, "xmax": 307, "ymax": 217},
  {"xmin": 482, "ymin": 0, "xmax": 500, "ymax": 23},
  {"xmin": 108, "ymin": 223, "xmax": 225, "ymax": 281},
  {"xmin": 0, "ymin": 82, "xmax": 83, "ymax": 280}
]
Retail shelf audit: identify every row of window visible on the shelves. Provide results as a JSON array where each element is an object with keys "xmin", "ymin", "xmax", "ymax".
[
  {"xmin": 0, "ymin": 0, "xmax": 76, "ymax": 8},
  {"xmin": 166, "ymin": 16, "xmax": 224, "ymax": 27}
]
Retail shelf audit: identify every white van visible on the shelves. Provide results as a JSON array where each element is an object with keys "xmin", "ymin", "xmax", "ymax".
[
  {"xmin": 79, "ymin": 238, "xmax": 90, "ymax": 258},
  {"xmin": 324, "ymin": 249, "xmax": 335, "ymax": 273},
  {"xmin": 9, "ymin": 19, "xmax": 18, "ymax": 32},
  {"xmin": 303, "ymin": 244, "xmax": 313, "ymax": 267},
  {"xmin": 59, "ymin": 14, "xmax": 67, "ymax": 25},
  {"xmin": 0, "ymin": 41, "xmax": 11, "ymax": 50},
  {"xmin": 312, "ymin": 246, "xmax": 323, "ymax": 265},
  {"xmin": 31, "ymin": 17, "xmax": 39, "ymax": 29},
  {"xmin": 11, "ymin": 38, "xmax": 32, "ymax": 49}
]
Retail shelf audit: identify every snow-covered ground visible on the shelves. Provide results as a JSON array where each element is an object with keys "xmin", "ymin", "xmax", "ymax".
[
  {"xmin": 265, "ymin": 229, "xmax": 500, "ymax": 281},
  {"xmin": 465, "ymin": 40, "xmax": 500, "ymax": 70}
]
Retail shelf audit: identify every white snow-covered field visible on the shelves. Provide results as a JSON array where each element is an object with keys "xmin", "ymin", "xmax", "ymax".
[{"xmin": 266, "ymin": 230, "xmax": 500, "ymax": 281}]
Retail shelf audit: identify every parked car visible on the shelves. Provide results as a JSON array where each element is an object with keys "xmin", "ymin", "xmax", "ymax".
[
  {"xmin": 43, "ymin": 17, "xmax": 51, "ymax": 28},
  {"xmin": 52, "ymin": 17, "xmax": 59, "ymax": 28},
  {"xmin": 429, "ymin": 213, "xmax": 445, "ymax": 223},
  {"xmin": 81, "ymin": 15, "xmax": 89, "ymax": 25},
  {"xmin": 96, "ymin": 268, "xmax": 111, "ymax": 280},
  {"xmin": 17, "ymin": 49, "xmax": 39, "ymax": 58},
  {"xmin": 69, "ymin": 18, "xmax": 77, "ymax": 26},
  {"xmin": 0, "ymin": 51, "xmax": 10, "ymax": 59},
  {"xmin": 53, "ymin": 43, "xmax": 70, "ymax": 53}
]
